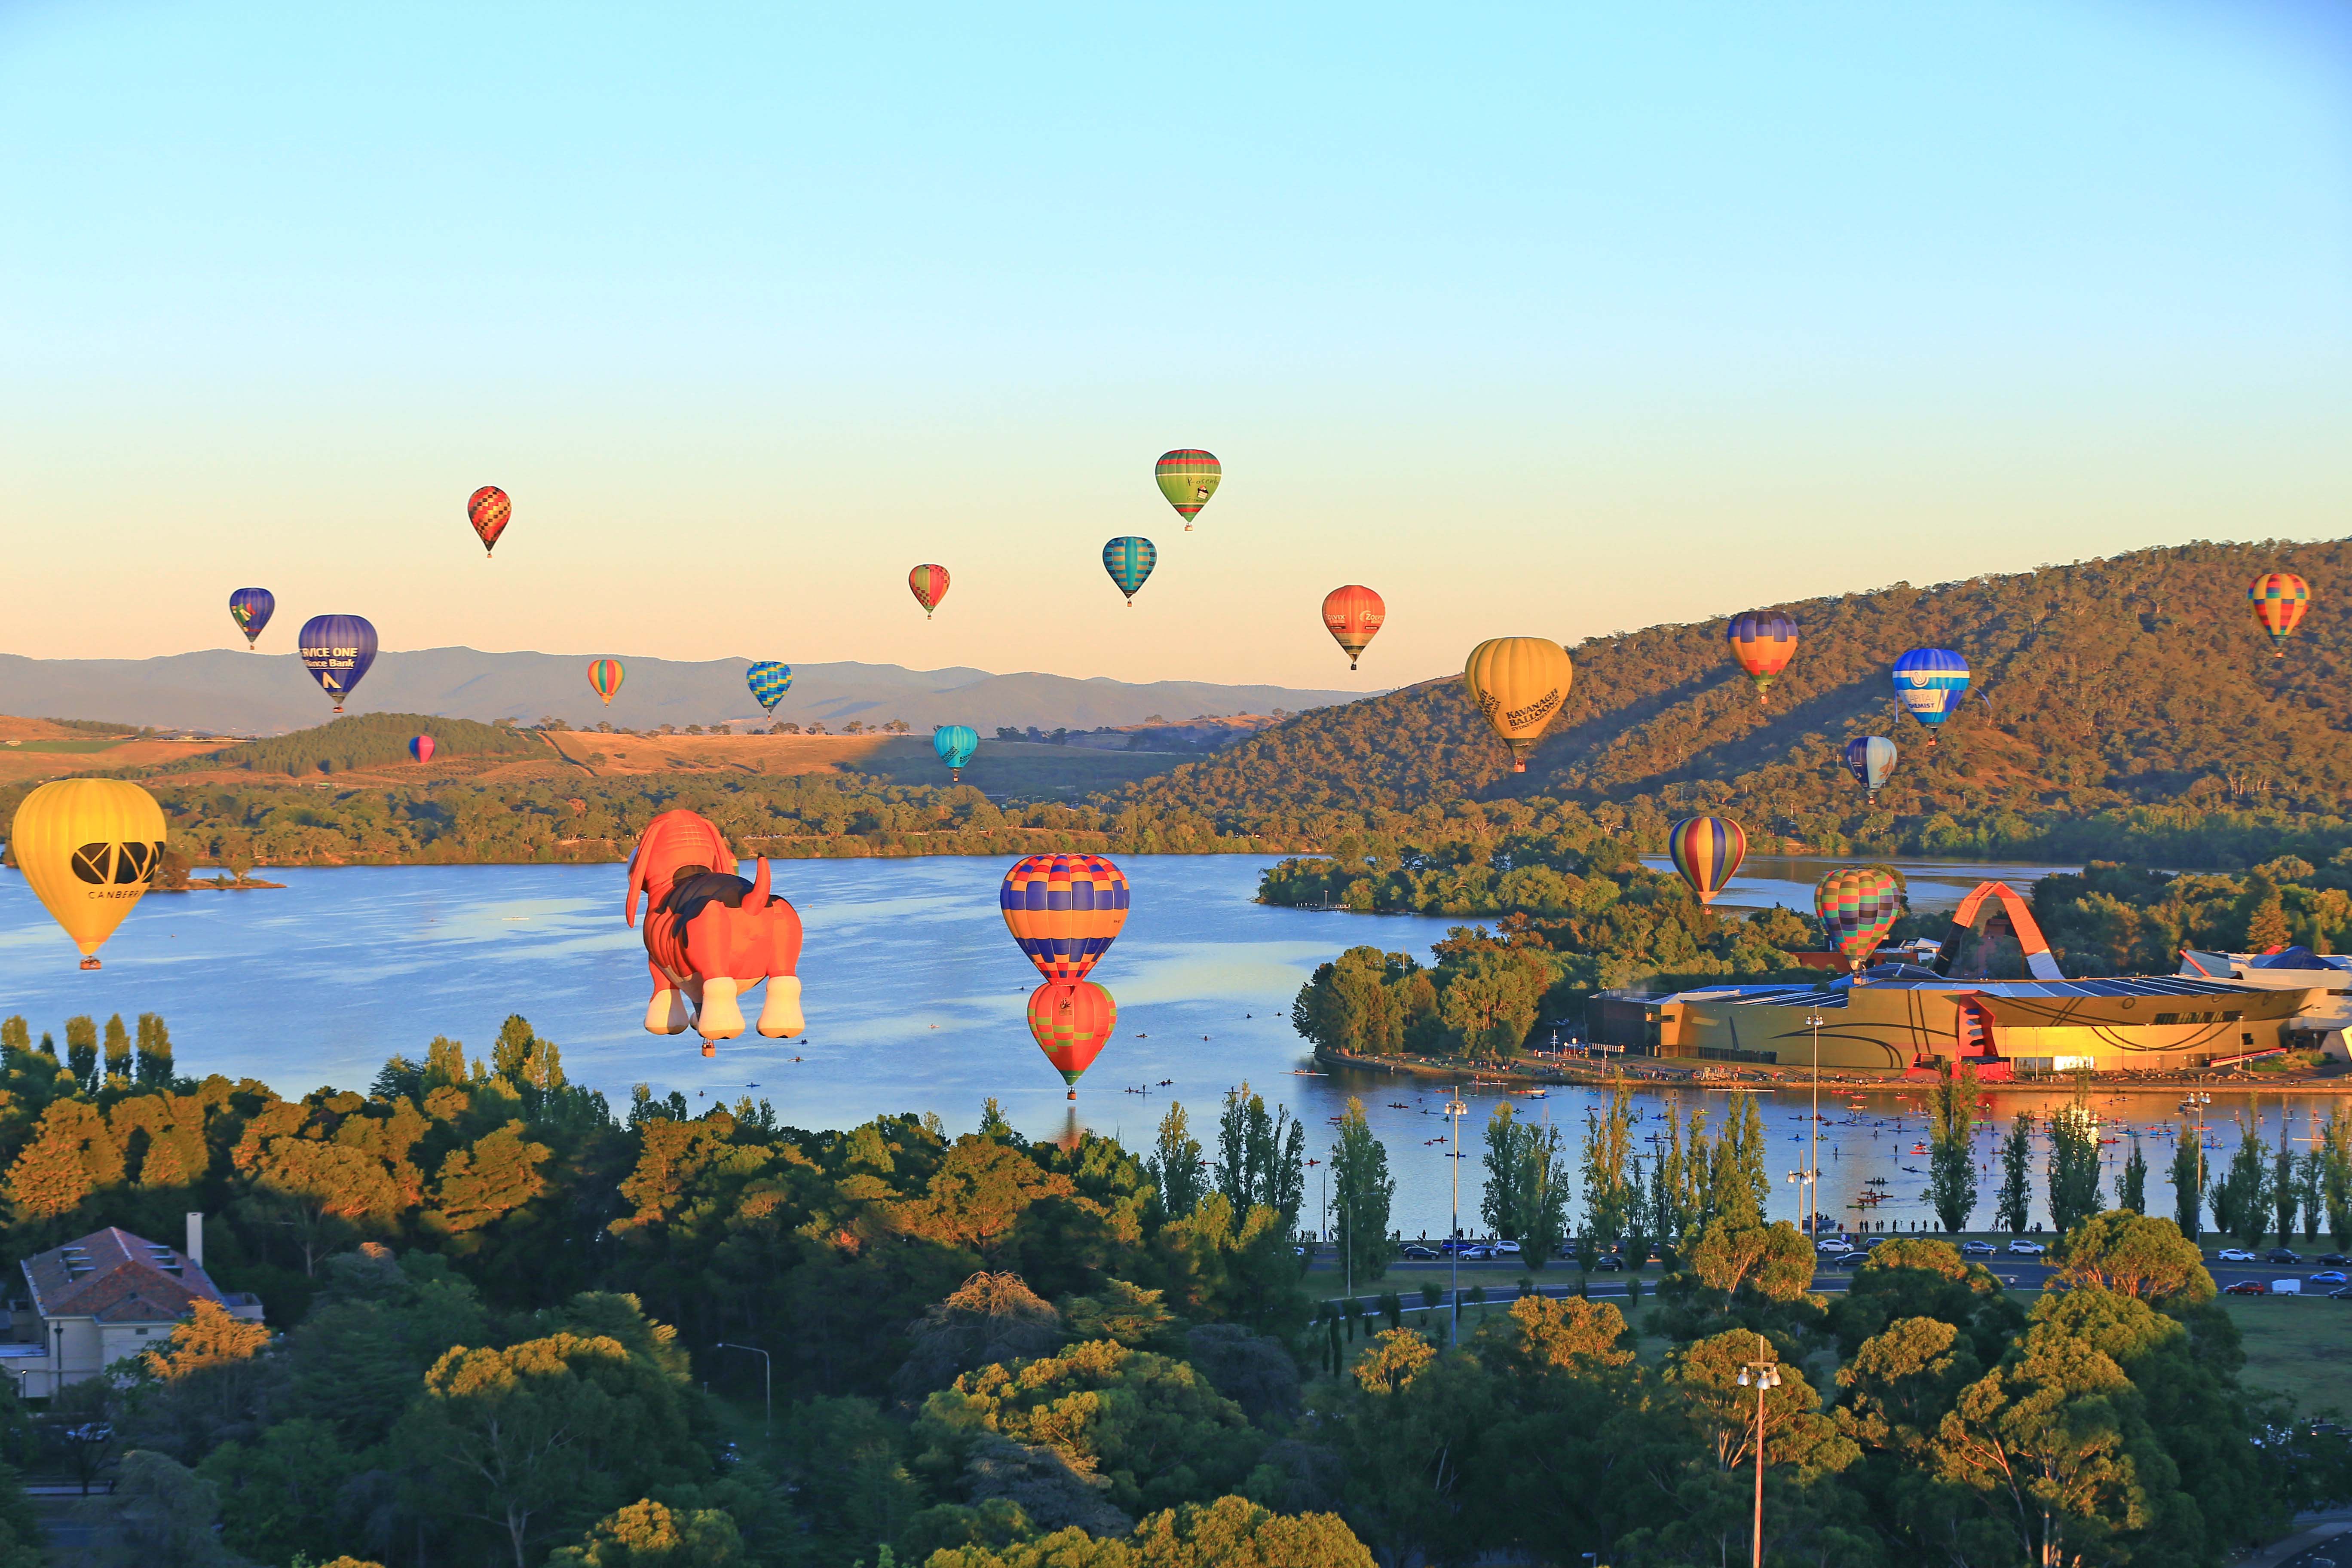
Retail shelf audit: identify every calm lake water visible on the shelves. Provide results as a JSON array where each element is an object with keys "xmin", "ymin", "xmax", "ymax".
[{"xmin": 0, "ymin": 854, "xmax": 2328, "ymax": 1236}]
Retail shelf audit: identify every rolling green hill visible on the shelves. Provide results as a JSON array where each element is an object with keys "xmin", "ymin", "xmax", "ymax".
[{"xmin": 1120, "ymin": 540, "xmax": 2352, "ymax": 864}]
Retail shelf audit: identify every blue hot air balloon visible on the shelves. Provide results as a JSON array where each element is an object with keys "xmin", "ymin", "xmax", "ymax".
[
  {"xmin": 1843, "ymin": 735, "xmax": 1898, "ymax": 804},
  {"xmin": 1890, "ymin": 648, "xmax": 1969, "ymax": 745},
  {"xmin": 747, "ymin": 662, "xmax": 793, "ymax": 712},
  {"xmin": 1102, "ymin": 537, "xmax": 1157, "ymax": 605},
  {"xmin": 934, "ymin": 724, "xmax": 978, "ymax": 782},
  {"xmin": 228, "ymin": 588, "xmax": 275, "ymax": 649},
  {"xmin": 297, "ymin": 615, "xmax": 378, "ymax": 714}
]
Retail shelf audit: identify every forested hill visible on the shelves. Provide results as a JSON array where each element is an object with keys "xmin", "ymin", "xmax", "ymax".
[{"xmin": 1120, "ymin": 540, "xmax": 2352, "ymax": 856}]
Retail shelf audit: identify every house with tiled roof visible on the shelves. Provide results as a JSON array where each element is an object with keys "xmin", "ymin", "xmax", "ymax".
[{"xmin": 2, "ymin": 1218, "xmax": 263, "ymax": 1396}]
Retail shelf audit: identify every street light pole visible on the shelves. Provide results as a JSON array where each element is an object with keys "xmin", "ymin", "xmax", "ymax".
[
  {"xmin": 1736, "ymin": 1335, "xmax": 1782, "ymax": 1568},
  {"xmin": 1804, "ymin": 1010, "xmax": 1825, "ymax": 1235},
  {"xmin": 716, "ymin": 1342, "xmax": 772, "ymax": 1436},
  {"xmin": 1448, "ymin": 1085, "xmax": 1468, "ymax": 1347}
]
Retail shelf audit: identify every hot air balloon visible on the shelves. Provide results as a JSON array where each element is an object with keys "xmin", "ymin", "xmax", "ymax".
[
  {"xmin": 588, "ymin": 659, "xmax": 625, "ymax": 706},
  {"xmin": 1666, "ymin": 816, "xmax": 1747, "ymax": 906},
  {"xmin": 1461, "ymin": 637, "xmax": 1573, "ymax": 773},
  {"xmin": 1890, "ymin": 649, "xmax": 1969, "ymax": 746},
  {"xmin": 1725, "ymin": 611, "xmax": 1799, "ymax": 704},
  {"xmin": 468, "ymin": 487, "xmax": 511, "ymax": 557},
  {"xmin": 227, "ymin": 588, "xmax": 275, "ymax": 650},
  {"xmin": 1815, "ymin": 867, "xmax": 1903, "ymax": 971},
  {"xmin": 1843, "ymin": 735, "xmax": 1897, "ymax": 804},
  {"xmin": 1155, "ymin": 449, "xmax": 1220, "ymax": 531},
  {"xmin": 1102, "ymin": 538, "xmax": 1157, "ymax": 605},
  {"xmin": 909, "ymin": 564, "xmax": 950, "ymax": 618},
  {"xmin": 1029, "ymin": 979, "xmax": 1116, "ymax": 1100},
  {"xmin": 297, "ymin": 615, "xmax": 378, "ymax": 714},
  {"xmin": 747, "ymin": 662, "xmax": 794, "ymax": 712},
  {"xmin": 11, "ymin": 779, "xmax": 166, "ymax": 969},
  {"xmin": 934, "ymin": 724, "xmax": 978, "ymax": 782},
  {"xmin": 1321, "ymin": 586, "xmax": 1385, "ymax": 671},
  {"xmin": 2250, "ymin": 572, "xmax": 2309, "ymax": 658},
  {"xmin": 1001, "ymin": 853, "xmax": 1130, "ymax": 982},
  {"xmin": 410, "ymin": 735, "xmax": 436, "ymax": 764}
]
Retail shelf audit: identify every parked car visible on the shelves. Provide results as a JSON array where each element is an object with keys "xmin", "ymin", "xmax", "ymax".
[
  {"xmin": 1816, "ymin": 1239, "xmax": 1853, "ymax": 1255},
  {"xmin": 2225, "ymin": 1280, "xmax": 2270, "ymax": 1295},
  {"xmin": 1400, "ymin": 1244, "xmax": 1439, "ymax": 1260},
  {"xmin": 1836, "ymin": 1251, "xmax": 1870, "ymax": 1267},
  {"xmin": 1863, "ymin": 1237, "xmax": 1889, "ymax": 1249},
  {"xmin": 1960, "ymin": 1240, "xmax": 1995, "ymax": 1256},
  {"xmin": 2310, "ymin": 1270, "xmax": 2349, "ymax": 1286},
  {"xmin": 2330, "ymin": 1287, "xmax": 2352, "ymax": 1300},
  {"xmin": 1594, "ymin": 1255, "xmax": 1625, "ymax": 1271},
  {"xmin": 2266, "ymin": 1248, "xmax": 2303, "ymax": 1265},
  {"xmin": 2217, "ymin": 1248, "xmax": 2257, "ymax": 1263},
  {"xmin": 2006, "ymin": 1239, "xmax": 2046, "ymax": 1256},
  {"xmin": 1458, "ymin": 1245, "xmax": 1495, "ymax": 1261},
  {"xmin": 1492, "ymin": 1240, "xmax": 1522, "ymax": 1255}
]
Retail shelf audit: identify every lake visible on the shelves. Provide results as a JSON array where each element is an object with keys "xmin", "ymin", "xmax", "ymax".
[{"xmin": 0, "ymin": 853, "xmax": 2327, "ymax": 1237}]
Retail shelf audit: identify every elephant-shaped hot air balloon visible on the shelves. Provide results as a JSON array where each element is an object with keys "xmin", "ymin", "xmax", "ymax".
[
  {"xmin": 468, "ymin": 487, "xmax": 511, "ymax": 556},
  {"xmin": 228, "ymin": 588, "xmax": 275, "ymax": 649},
  {"xmin": 935, "ymin": 724, "xmax": 978, "ymax": 782},
  {"xmin": 2249, "ymin": 572, "xmax": 2309, "ymax": 657},
  {"xmin": 410, "ymin": 735, "xmax": 436, "ymax": 765},
  {"xmin": 1666, "ymin": 816, "xmax": 1746, "ymax": 905},
  {"xmin": 1029, "ymin": 979, "xmax": 1116, "ymax": 1100},
  {"xmin": 1890, "ymin": 649, "xmax": 1969, "ymax": 746},
  {"xmin": 1725, "ymin": 612, "xmax": 1798, "ymax": 703},
  {"xmin": 1843, "ymin": 735, "xmax": 1897, "ymax": 804},
  {"xmin": 625, "ymin": 809, "xmax": 806, "ymax": 1055},
  {"xmin": 1815, "ymin": 866, "xmax": 1903, "ymax": 972},
  {"xmin": 298, "ymin": 615, "xmax": 378, "ymax": 714},
  {"xmin": 1001, "ymin": 853, "xmax": 1129, "ymax": 981},
  {"xmin": 1155, "ymin": 450, "xmax": 1220, "ymax": 530},
  {"xmin": 1102, "ymin": 538, "xmax": 1156, "ymax": 605}
]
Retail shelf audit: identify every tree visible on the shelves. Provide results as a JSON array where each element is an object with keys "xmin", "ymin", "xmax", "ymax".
[
  {"xmin": 80, "ymin": 1450, "xmax": 240, "ymax": 1567},
  {"xmin": 2213, "ymin": 1127, "xmax": 2272, "ymax": 1249},
  {"xmin": 141, "ymin": 1300, "xmax": 269, "ymax": 1381},
  {"xmin": 1146, "ymin": 1103, "xmax": 1206, "ymax": 1219},
  {"xmin": 2118, "ymin": 1141, "xmax": 2147, "ymax": 1215},
  {"xmin": 2169, "ymin": 1132, "xmax": 2202, "ymax": 1239},
  {"xmin": 1479, "ymin": 1105, "xmax": 1570, "ymax": 1270},
  {"xmin": 2047, "ymin": 1212, "xmax": 2213, "ymax": 1305},
  {"xmin": 101, "ymin": 1014, "xmax": 131, "ymax": 1085},
  {"xmin": 1927, "ymin": 1061, "xmax": 1979, "ymax": 1233},
  {"xmin": 134, "ymin": 1013, "xmax": 174, "ymax": 1088},
  {"xmin": 546, "ymin": 1498, "xmax": 745, "ymax": 1567},
  {"xmin": 197, "ymin": 1418, "xmax": 363, "ymax": 1565},
  {"xmin": 239, "ymin": 1136, "xmax": 402, "ymax": 1274},
  {"xmin": 1329, "ymin": 1099, "xmax": 1394, "ymax": 1284},
  {"xmin": 64, "ymin": 1014, "xmax": 97, "ymax": 1093},
  {"xmin": 1580, "ymin": 1083, "xmax": 1638, "ymax": 1249},
  {"xmin": 892, "ymin": 1272, "xmax": 1065, "ymax": 1402},
  {"xmin": 1213, "ymin": 1084, "xmax": 1305, "ymax": 1231},
  {"xmin": 2274, "ymin": 1135, "xmax": 2300, "ymax": 1246},
  {"xmin": 1995, "ymin": 1112, "xmax": 2035, "ymax": 1234},
  {"xmin": 2045, "ymin": 1102, "xmax": 2102, "ymax": 1236}
]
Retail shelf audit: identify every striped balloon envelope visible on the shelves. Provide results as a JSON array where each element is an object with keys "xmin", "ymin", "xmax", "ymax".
[
  {"xmin": 1027, "ymin": 979, "xmax": 1117, "ymax": 1099},
  {"xmin": 1321, "ymin": 585, "xmax": 1386, "ymax": 670},
  {"xmin": 909, "ymin": 564, "xmax": 950, "ymax": 618},
  {"xmin": 1000, "ymin": 853, "xmax": 1130, "ymax": 982},
  {"xmin": 1890, "ymin": 648, "xmax": 1970, "ymax": 744},
  {"xmin": 1815, "ymin": 867, "xmax": 1903, "ymax": 969},
  {"xmin": 1102, "ymin": 537, "xmax": 1157, "ymax": 604},
  {"xmin": 467, "ymin": 486, "xmax": 511, "ymax": 556},
  {"xmin": 409, "ymin": 735, "xmax": 435, "ymax": 764},
  {"xmin": 1666, "ymin": 816, "xmax": 1747, "ymax": 905},
  {"xmin": 1842, "ymin": 735, "xmax": 1898, "ymax": 804},
  {"xmin": 2249, "ymin": 572, "xmax": 2309, "ymax": 657},
  {"xmin": 587, "ymin": 658, "xmax": 625, "ymax": 706},
  {"xmin": 934, "ymin": 724, "xmax": 978, "ymax": 782},
  {"xmin": 1154, "ymin": 449, "xmax": 1220, "ymax": 530},
  {"xmin": 747, "ymin": 662, "xmax": 794, "ymax": 711},
  {"xmin": 227, "ymin": 587, "xmax": 275, "ymax": 649},
  {"xmin": 1724, "ymin": 611, "xmax": 1799, "ymax": 703}
]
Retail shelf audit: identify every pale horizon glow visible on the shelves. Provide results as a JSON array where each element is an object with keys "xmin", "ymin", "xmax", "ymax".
[{"xmin": 1, "ymin": 2, "xmax": 2346, "ymax": 689}]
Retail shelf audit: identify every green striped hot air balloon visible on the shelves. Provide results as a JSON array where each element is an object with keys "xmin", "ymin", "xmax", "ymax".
[{"xmin": 1154, "ymin": 450, "xmax": 1219, "ymax": 531}]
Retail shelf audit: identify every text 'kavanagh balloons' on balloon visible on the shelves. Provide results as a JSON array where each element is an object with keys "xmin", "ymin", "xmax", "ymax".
[
  {"xmin": 1462, "ymin": 637, "xmax": 1573, "ymax": 774},
  {"xmin": 1666, "ymin": 816, "xmax": 1747, "ymax": 906},
  {"xmin": 1155, "ymin": 449, "xmax": 1220, "ymax": 531},
  {"xmin": 297, "ymin": 615, "xmax": 378, "ymax": 714},
  {"xmin": 1843, "ymin": 735, "xmax": 1897, "ymax": 804},
  {"xmin": 1890, "ymin": 648, "xmax": 1969, "ymax": 745},
  {"xmin": 747, "ymin": 662, "xmax": 794, "ymax": 712},
  {"xmin": 1001, "ymin": 853, "xmax": 1130, "ymax": 982},
  {"xmin": 410, "ymin": 735, "xmax": 435, "ymax": 765},
  {"xmin": 934, "ymin": 724, "xmax": 978, "ymax": 782},
  {"xmin": 909, "ymin": 564, "xmax": 950, "ymax": 618},
  {"xmin": 12, "ymin": 778, "xmax": 166, "ymax": 969},
  {"xmin": 1725, "ymin": 611, "xmax": 1799, "ymax": 704},
  {"xmin": 468, "ymin": 486, "xmax": 511, "ymax": 556},
  {"xmin": 1029, "ymin": 979, "xmax": 1116, "ymax": 1099},
  {"xmin": 588, "ymin": 659, "xmax": 625, "ymax": 706},
  {"xmin": 2249, "ymin": 572, "xmax": 2310, "ymax": 658},
  {"xmin": 1321, "ymin": 585, "xmax": 1386, "ymax": 671},
  {"xmin": 227, "ymin": 587, "xmax": 275, "ymax": 649},
  {"xmin": 1102, "ymin": 537, "xmax": 1157, "ymax": 605},
  {"xmin": 1816, "ymin": 867, "xmax": 1903, "ymax": 970}
]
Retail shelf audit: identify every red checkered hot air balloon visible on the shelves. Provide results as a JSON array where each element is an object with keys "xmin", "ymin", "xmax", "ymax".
[
  {"xmin": 1666, "ymin": 816, "xmax": 1747, "ymax": 906},
  {"xmin": 1028, "ymin": 979, "xmax": 1116, "ymax": 1099},
  {"xmin": 1000, "ymin": 854, "xmax": 1130, "ymax": 982},
  {"xmin": 2249, "ymin": 572, "xmax": 2309, "ymax": 658},
  {"xmin": 909, "ymin": 564, "xmax": 949, "ymax": 619},
  {"xmin": 468, "ymin": 487, "xmax": 511, "ymax": 557}
]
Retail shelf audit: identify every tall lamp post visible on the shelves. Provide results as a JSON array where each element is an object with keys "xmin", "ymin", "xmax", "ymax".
[
  {"xmin": 1447, "ymin": 1086, "xmax": 1468, "ymax": 1347},
  {"xmin": 715, "ymin": 1342, "xmax": 772, "ymax": 1437},
  {"xmin": 1804, "ymin": 1010, "xmax": 1825, "ymax": 1234},
  {"xmin": 2177, "ymin": 1091, "xmax": 2213, "ymax": 1239},
  {"xmin": 1736, "ymin": 1336, "xmax": 1782, "ymax": 1568}
]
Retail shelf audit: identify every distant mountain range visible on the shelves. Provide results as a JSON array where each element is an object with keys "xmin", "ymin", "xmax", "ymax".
[{"xmin": 0, "ymin": 649, "xmax": 1371, "ymax": 735}]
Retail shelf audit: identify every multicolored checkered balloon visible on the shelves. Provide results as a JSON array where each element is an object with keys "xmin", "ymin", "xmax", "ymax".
[
  {"xmin": 1000, "ymin": 853, "xmax": 1130, "ymax": 982},
  {"xmin": 1815, "ymin": 867, "xmax": 1902, "ymax": 969},
  {"xmin": 2249, "ymin": 572, "xmax": 2309, "ymax": 658}
]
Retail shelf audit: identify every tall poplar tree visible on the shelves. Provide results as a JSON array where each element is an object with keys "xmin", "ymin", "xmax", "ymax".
[
  {"xmin": 1330, "ymin": 1097, "xmax": 1395, "ymax": 1285},
  {"xmin": 1927, "ymin": 1062, "xmax": 1978, "ymax": 1234},
  {"xmin": 1995, "ymin": 1112, "xmax": 2035, "ymax": 1234}
]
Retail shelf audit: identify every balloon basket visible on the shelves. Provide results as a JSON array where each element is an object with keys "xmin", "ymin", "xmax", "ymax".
[
  {"xmin": 1067, "ymin": 1089, "xmax": 1077, "ymax": 1101},
  {"xmin": 701, "ymin": 1042, "xmax": 716, "ymax": 1058},
  {"xmin": 79, "ymin": 958, "xmax": 100, "ymax": 971}
]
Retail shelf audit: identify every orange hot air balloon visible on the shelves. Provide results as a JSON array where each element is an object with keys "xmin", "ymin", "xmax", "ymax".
[
  {"xmin": 1461, "ymin": 637, "xmax": 1573, "ymax": 773},
  {"xmin": 1000, "ymin": 853, "xmax": 1130, "ymax": 981},
  {"xmin": 909, "ymin": 564, "xmax": 949, "ymax": 618},
  {"xmin": 468, "ymin": 487, "xmax": 511, "ymax": 557},
  {"xmin": 588, "ymin": 659, "xmax": 625, "ymax": 706},
  {"xmin": 1321, "ymin": 586, "xmax": 1386, "ymax": 671},
  {"xmin": 1028, "ymin": 979, "xmax": 1116, "ymax": 1099}
]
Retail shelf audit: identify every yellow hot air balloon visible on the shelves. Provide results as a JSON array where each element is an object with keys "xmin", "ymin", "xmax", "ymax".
[
  {"xmin": 1461, "ymin": 637, "xmax": 1573, "ymax": 773},
  {"xmin": 11, "ymin": 779, "xmax": 167, "ymax": 969}
]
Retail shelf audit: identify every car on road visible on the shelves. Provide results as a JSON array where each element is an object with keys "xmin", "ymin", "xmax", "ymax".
[
  {"xmin": 2006, "ymin": 1239, "xmax": 2046, "ymax": 1256},
  {"xmin": 2318, "ymin": 1253, "xmax": 2350, "ymax": 1266},
  {"xmin": 2267, "ymin": 1248, "xmax": 2303, "ymax": 1265},
  {"xmin": 2224, "ymin": 1280, "xmax": 2270, "ymax": 1295},
  {"xmin": 2331, "ymin": 1286, "xmax": 2352, "ymax": 1300},
  {"xmin": 2217, "ymin": 1248, "xmax": 2257, "ymax": 1263},
  {"xmin": 1400, "ymin": 1244, "xmax": 1439, "ymax": 1260},
  {"xmin": 1593, "ymin": 1255, "xmax": 1625, "ymax": 1271},
  {"xmin": 1835, "ymin": 1251, "xmax": 1870, "ymax": 1268},
  {"xmin": 1960, "ymin": 1240, "xmax": 1995, "ymax": 1256},
  {"xmin": 1458, "ymin": 1245, "xmax": 1496, "ymax": 1261},
  {"xmin": 1492, "ymin": 1240, "xmax": 1522, "ymax": 1256},
  {"xmin": 1816, "ymin": 1239, "xmax": 1852, "ymax": 1254},
  {"xmin": 2309, "ymin": 1270, "xmax": 2349, "ymax": 1286}
]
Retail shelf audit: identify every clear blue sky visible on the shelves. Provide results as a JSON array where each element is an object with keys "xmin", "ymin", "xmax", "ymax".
[{"xmin": 2, "ymin": 2, "xmax": 2345, "ymax": 689}]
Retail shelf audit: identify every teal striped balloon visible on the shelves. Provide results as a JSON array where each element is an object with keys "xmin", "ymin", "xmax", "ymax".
[
  {"xmin": 747, "ymin": 662, "xmax": 793, "ymax": 712},
  {"xmin": 1102, "ymin": 537, "xmax": 1157, "ymax": 604},
  {"xmin": 934, "ymin": 724, "xmax": 978, "ymax": 781}
]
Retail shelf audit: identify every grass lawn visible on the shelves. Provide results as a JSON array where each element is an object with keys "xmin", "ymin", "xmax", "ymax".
[{"xmin": 2218, "ymin": 1297, "xmax": 2352, "ymax": 1418}]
